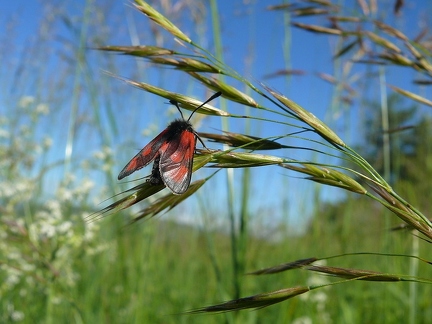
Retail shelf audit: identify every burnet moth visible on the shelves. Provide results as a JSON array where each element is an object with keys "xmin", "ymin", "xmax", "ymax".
[{"xmin": 118, "ymin": 91, "xmax": 222, "ymax": 194}]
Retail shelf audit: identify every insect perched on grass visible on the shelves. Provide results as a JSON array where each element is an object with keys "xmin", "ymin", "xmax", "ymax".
[{"xmin": 118, "ymin": 91, "xmax": 222, "ymax": 194}]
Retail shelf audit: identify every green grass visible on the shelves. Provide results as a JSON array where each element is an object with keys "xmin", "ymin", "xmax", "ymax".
[{"xmin": 3, "ymin": 206, "xmax": 431, "ymax": 323}]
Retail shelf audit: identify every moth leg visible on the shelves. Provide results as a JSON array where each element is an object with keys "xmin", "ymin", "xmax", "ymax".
[{"xmin": 194, "ymin": 131, "xmax": 210, "ymax": 151}]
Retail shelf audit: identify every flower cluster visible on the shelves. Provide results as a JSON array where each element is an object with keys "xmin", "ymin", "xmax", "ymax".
[{"xmin": 0, "ymin": 96, "xmax": 107, "ymax": 321}]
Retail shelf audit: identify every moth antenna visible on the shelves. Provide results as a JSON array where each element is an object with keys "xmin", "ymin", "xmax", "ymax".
[
  {"xmin": 188, "ymin": 91, "xmax": 222, "ymax": 122},
  {"xmin": 169, "ymin": 100, "xmax": 185, "ymax": 120},
  {"xmin": 170, "ymin": 91, "xmax": 222, "ymax": 121},
  {"xmin": 189, "ymin": 92, "xmax": 222, "ymax": 151}
]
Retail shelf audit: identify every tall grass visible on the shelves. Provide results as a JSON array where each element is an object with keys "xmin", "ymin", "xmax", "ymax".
[{"xmin": 1, "ymin": 1, "xmax": 432, "ymax": 323}]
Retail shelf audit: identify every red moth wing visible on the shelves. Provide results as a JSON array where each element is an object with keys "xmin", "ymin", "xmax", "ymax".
[
  {"xmin": 117, "ymin": 128, "xmax": 170, "ymax": 180},
  {"xmin": 118, "ymin": 92, "xmax": 221, "ymax": 192},
  {"xmin": 159, "ymin": 128, "xmax": 197, "ymax": 194}
]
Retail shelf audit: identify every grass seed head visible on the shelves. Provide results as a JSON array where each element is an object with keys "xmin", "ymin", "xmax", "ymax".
[
  {"xmin": 249, "ymin": 258, "xmax": 318, "ymax": 275},
  {"xmin": 97, "ymin": 45, "xmax": 174, "ymax": 57},
  {"xmin": 266, "ymin": 88, "xmax": 346, "ymax": 147},
  {"xmin": 134, "ymin": 1, "xmax": 191, "ymax": 43},
  {"xmin": 210, "ymin": 151, "xmax": 284, "ymax": 168},
  {"xmin": 364, "ymin": 31, "xmax": 402, "ymax": 53},
  {"xmin": 374, "ymin": 21, "xmax": 408, "ymax": 41},
  {"xmin": 307, "ymin": 265, "xmax": 403, "ymax": 282},
  {"xmin": 198, "ymin": 132, "xmax": 289, "ymax": 150},
  {"xmin": 121, "ymin": 79, "xmax": 229, "ymax": 116},
  {"xmin": 189, "ymin": 286, "xmax": 310, "ymax": 312},
  {"xmin": 188, "ymin": 72, "xmax": 258, "ymax": 107}
]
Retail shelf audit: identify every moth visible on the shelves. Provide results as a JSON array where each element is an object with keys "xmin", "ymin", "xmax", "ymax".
[{"xmin": 118, "ymin": 92, "xmax": 222, "ymax": 194}]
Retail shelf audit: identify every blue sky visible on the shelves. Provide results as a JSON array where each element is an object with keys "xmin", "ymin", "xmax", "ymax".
[{"xmin": 2, "ymin": 0, "xmax": 432, "ymax": 228}]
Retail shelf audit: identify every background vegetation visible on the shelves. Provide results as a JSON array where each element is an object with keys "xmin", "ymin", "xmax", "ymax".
[{"xmin": 1, "ymin": 0, "xmax": 432, "ymax": 323}]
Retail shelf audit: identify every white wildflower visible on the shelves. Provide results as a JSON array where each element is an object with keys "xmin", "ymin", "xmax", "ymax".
[
  {"xmin": 93, "ymin": 150, "xmax": 105, "ymax": 160},
  {"xmin": 51, "ymin": 296, "xmax": 62, "ymax": 305},
  {"xmin": 57, "ymin": 221, "xmax": 72, "ymax": 234},
  {"xmin": 11, "ymin": 310, "xmax": 24, "ymax": 322},
  {"xmin": 0, "ymin": 128, "xmax": 9, "ymax": 139},
  {"xmin": 307, "ymin": 273, "xmax": 330, "ymax": 287},
  {"xmin": 25, "ymin": 276, "xmax": 35, "ymax": 286},
  {"xmin": 34, "ymin": 143, "xmax": 42, "ymax": 155},
  {"xmin": 19, "ymin": 124, "xmax": 30, "ymax": 136},
  {"xmin": 312, "ymin": 291, "xmax": 328, "ymax": 303},
  {"xmin": 36, "ymin": 210, "xmax": 50, "ymax": 220},
  {"xmin": 42, "ymin": 136, "xmax": 52, "ymax": 149},
  {"xmin": 80, "ymin": 160, "xmax": 91, "ymax": 170},
  {"xmin": 5, "ymin": 269, "xmax": 20, "ymax": 288},
  {"xmin": 21, "ymin": 262, "xmax": 35, "ymax": 272},
  {"xmin": 58, "ymin": 187, "xmax": 73, "ymax": 202},
  {"xmin": 86, "ymin": 243, "xmax": 109, "ymax": 256},
  {"xmin": 64, "ymin": 173, "xmax": 76, "ymax": 185},
  {"xmin": 0, "ymin": 181, "xmax": 15, "ymax": 198},
  {"xmin": 292, "ymin": 316, "xmax": 312, "ymax": 324},
  {"xmin": 93, "ymin": 146, "xmax": 113, "ymax": 161},
  {"xmin": 45, "ymin": 200, "xmax": 62, "ymax": 220},
  {"xmin": 81, "ymin": 178, "xmax": 95, "ymax": 193},
  {"xmin": 18, "ymin": 96, "xmax": 35, "ymax": 108},
  {"xmin": 82, "ymin": 217, "xmax": 99, "ymax": 242},
  {"xmin": 35, "ymin": 103, "xmax": 49, "ymax": 115},
  {"xmin": 39, "ymin": 222, "xmax": 56, "ymax": 238},
  {"xmin": 7, "ymin": 251, "xmax": 21, "ymax": 261},
  {"xmin": 102, "ymin": 146, "xmax": 113, "ymax": 156},
  {"xmin": 56, "ymin": 245, "xmax": 71, "ymax": 259},
  {"xmin": 15, "ymin": 218, "xmax": 24, "ymax": 227},
  {"xmin": 307, "ymin": 260, "xmax": 330, "ymax": 287}
]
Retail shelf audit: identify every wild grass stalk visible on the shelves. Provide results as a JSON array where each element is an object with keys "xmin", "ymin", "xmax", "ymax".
[
  {"xmin": 208, "ymin": 0, "xmax": 248, "ymax": 312},
  {"xmin": 64, "ymin": 0, "xmax": 91, "ymax": 178}
]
